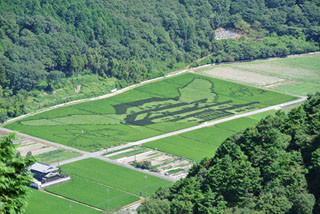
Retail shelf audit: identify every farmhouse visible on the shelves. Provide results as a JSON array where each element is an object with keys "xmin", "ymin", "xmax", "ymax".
[{"xmin": 29, "ymin": 162, "xmax": 71, "ymax": 189}]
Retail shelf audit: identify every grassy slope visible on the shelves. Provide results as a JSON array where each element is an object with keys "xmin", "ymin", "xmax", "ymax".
[{"xmin": 26, "ymin": 190, "xmax": 101, "ymax": 214}]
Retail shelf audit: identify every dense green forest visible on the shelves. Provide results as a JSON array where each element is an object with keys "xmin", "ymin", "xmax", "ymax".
[
  {"xmin": 138, "ymin": 93, "xmax": 320, "ymax": 214},
  {"xmin": 0, "ymin": 0, "xmax": 320, "ymax": 122}
]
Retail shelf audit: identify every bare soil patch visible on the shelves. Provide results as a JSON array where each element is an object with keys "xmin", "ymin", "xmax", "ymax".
[
  {"xmin": 106, "ymin": 149, "xmax": 193, "ymax": 180},
  {"xmin": 215, "ymin": 28, "xmax": 241, "ymax": 40},
  {"xmin": 265, "ymin": 80, "xmax": 299, "ymax": 89},
  {"xmin": 236, "ymin": 63, "xmax": 318, "ymax": 81},
  {"xmin": 16, "ymin": 141, "xmax": 58, "ymax": 156},
  {"xmin": 0, "ymin": 132, "xmax": 61, "ymax": 158},
  {"xmin": 202, "ymin": 67, "xmax": 285, "ymax": 86}
]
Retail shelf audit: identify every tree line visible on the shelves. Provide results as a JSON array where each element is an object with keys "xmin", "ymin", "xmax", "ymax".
[{"xmin": 0, "ymin": 0, "xmax": 319, "ymax": 122}]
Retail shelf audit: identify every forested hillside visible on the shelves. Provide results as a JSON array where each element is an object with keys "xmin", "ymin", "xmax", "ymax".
[
  {"xmin": 138, "ymin": 93, "xmax": 320, "ymax": 214},
  {"xmin": 0, "ymin": 0, "xmax": 320, "ymax": 122}
]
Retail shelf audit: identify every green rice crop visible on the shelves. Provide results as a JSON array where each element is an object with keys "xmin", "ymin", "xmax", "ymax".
[{"xmin": 26, "ymin": 190, "xmax": 101, "ymax": 214}]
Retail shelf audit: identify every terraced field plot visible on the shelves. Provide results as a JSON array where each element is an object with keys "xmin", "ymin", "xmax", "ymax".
[
  {"xmin": 200, "ymin": 54, "xmax": 320, "ymax": 96},
  {"xmin": 9, "ymin": 136, "xmax": 81, "ymax": 164},
  {"xmin": 145, "ymin": 112, "xmax": 276, "ymax": 161},
  {"xmin": 26, "ymin": 190, "xmax": 101, "ymax": 214},
  {"xmin": 5, "ymin": 73, "xmax": 296, "ymax": 151},
  {"xmin": 46, "ymin": 158, "xmax": 171, "ymax": 211},
  {"xmin": 105, "ymin": 147, "xmax": 194, "ymax": 179}
]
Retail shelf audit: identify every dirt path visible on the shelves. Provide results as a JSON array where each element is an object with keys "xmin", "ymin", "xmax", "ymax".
[
  {"xmin": 186, "ymin": 53, "xmax": 212, "ymax": 69},
  {"xmin": 41, "ymin": 190, "xmax": 103, "ymax": 212}
]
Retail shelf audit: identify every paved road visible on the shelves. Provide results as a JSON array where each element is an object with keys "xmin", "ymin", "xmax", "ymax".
[{"xmin": 116, "ymin": 202, "xmax": 141, "ymax": 214}]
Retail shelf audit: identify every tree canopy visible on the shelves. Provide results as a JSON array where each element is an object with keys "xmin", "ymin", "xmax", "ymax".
[
  {"xmin": 0, "ymin": 0, "xmax": 319, "ymax": 121},
  {"xmin": 0, "ymin": 134, "xmax": 35, "ymax": 214},
  {"xmin": 138, "ymin": 93, "xmax": 320, "ymax": 213}
]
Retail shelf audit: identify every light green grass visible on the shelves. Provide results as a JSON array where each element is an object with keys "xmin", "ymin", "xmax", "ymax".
[
  {"xmin": 275, "ymin": 82, "xmax": 320, "ymax": 96},
  {"xmin": 5, "ymin": 73, "xmax": 297, "ymax": 151},
  {"xmin": 180, "ymin": 126, "xmax": 235, "ymax": 146},
  {"xmin": 35, "ymin": 149, "xmax": 81, "ymax": 164},
  {"xmin": 109, "ymin": 147, "xmax": 150, "ymax": 160},
  {"xmin": 145, "ymin": 111, "xmax": 276, "ymax": 161},
  {"xmin": 166, "ymin": 168, "xmax": 185, "ymax": 175},
  {"xmin": 248, "ymin": 110, "xmax": 277, "ymax": 120},
  {"xmin": 23, "ymin": 74, "xmax": 117, "ymax": 116},
  {"xmin": 26, "ymin": 190, "xmax": 101, "ymax": 214},
  {"xmin": 145, "ymin": 135, "xmax": 219, "ymax": 162},
  {"xmin": 215, "ymin": 117, "xmax": 259, "ymax": 132},
  {"xmin": 46, "ymin": 176, "xmax": 139, "ymax": 211},
  {"xmin": 103, "ymin": 146, "xmax": 135, "ymax": 156},
  {"xmin": 166, "ymin": 73, "xmax": 296, "ymax": 106},
  {"xmin": 59, "ymin": 158, "xmax": 172, "ymax": 196},
  {"xmin": 199, "ymin": 54, "xmax": 320, "ymax": 96}
]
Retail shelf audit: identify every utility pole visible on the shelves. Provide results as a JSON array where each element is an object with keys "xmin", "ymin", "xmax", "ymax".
[
  {"xmin": 144, "ymin": 176, "xmax": 148, "ymax": 200},
  {"xmin": 134, "ymin": 146, "xmax": 137, "ymax": 162},
  {"xmin": 81, "ymin": 129, "xmax": 84, "ymax": 150},
  {"xmin": 69, "ymin": 204, "xmax": 72, "ymax": 214},
  {"xmin": 106, "ymin": 188, "xmax": 110, "ymax": 213},
  {"xmin": 106, "ymin": 135, "xmax": 108, "ymax": 152}
]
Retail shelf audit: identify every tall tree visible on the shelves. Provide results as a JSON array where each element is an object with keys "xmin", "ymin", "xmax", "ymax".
[{"xmin": 0, "ymin": 134, "xmax": 35, "ymax": 214}]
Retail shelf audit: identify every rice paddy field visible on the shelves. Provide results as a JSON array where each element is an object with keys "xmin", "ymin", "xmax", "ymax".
[
  {"xmin": 144, "ymin": 111, "xmax": 276, "ymax": 161},
  {"xmin": 4, "ymin": 73, "xmax": 296, "ymax": 151},
  {"xmin": 45, "ymin": 158, "xmax": 171, "ymax": 211},
  {"xmin": 35, "ymin": 149, "xmax": 81, "ymax": 164},
  {"xmin": 200, "ymin": 53, "xmax": 320, "ymax": 96},
  {"xmin": 26, "ymin": 190, "xmax": 101, "ymax": 214}
]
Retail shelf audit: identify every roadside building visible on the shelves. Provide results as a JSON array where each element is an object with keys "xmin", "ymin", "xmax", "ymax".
[{"xmin": 29, "ymin": 162, "xmax": 71, "ymax": 189}]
